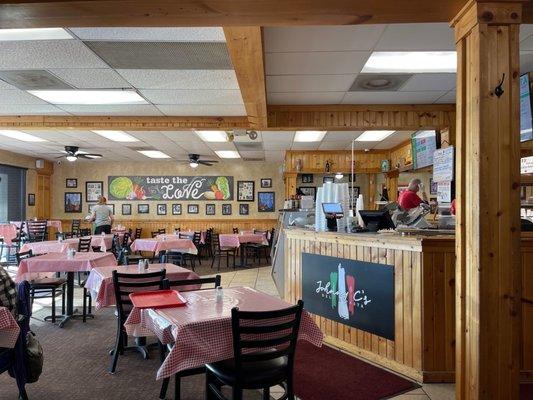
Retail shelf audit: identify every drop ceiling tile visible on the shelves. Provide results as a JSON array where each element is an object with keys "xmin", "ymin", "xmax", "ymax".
[
  {"xmin": 117, "ymin": 69, "xmax": 239, "ymax": 90},
  {"xmin": 291, "ymin": 143, "xmax": 320, "ymax": 150},
  {"xmin": 239, "ymin": 151, "xmax": 265, "ymax": 158},
  {"xmin": 261, "ymin": 131, "xmax": 295, "ymax": 142},
  {"xmin": 375, "ymin": 23, "xmax": 455, "ymax": 51},
  {"xmin": 521, "ymin": 25, "xmax": 533, "ymax": 41},
  {"xmin": 266, "ymin": 75, "xmax": 356, "ymax": 93},
  {"xmin": 160, "ymin": 131, "xmax": 201, "ymax": 142},
  {"xmin": 205, "ymin": 142, "xmax": 237, "ymax": 151},
  {"xmin": 263, "ymin": 141, "xmax": 290, "ymax": 150},
  {"xmin": 521, "ymin": 35, "xmax": 533, "ymax": 51},
  {"xmin": 156, "ymin": 104, "xmax": 246, "ymax": 116},
  {"xmin": 49, "ymin": 68, "xmax": 131, "ymax": 89},
  {"xmin": 233, "ymin": 134, "xmax": 263, "ymax": 143},
  {"xmin": 521, "ymin": 51, "xmax": 533, "ymax": 73},
  {"xmin": 318, "ymin": 142, "xmax": 350, "ymax": 150},
  {"xmin": 0, "ymin": 79, "xmax": 15, "ymax": 90},
  {"xmin": 140, "ymin": 89, "xmax": 243, "ymax": 105},
  {"xmin": 342, "ymin": 91, "xmax": 446, "ymax": 104},
  {"xmin": 268, "ymin": 92, "xmax": 345, "ymax": 105},
  {"xmin": 347, "ymin": 141, "xmax": 378, "ymax": 151},
  {"xmin": 0, "ymin": 89, "xmax": 49, "ymax": 105},
  {"xmin": 176, "ymin": 141, "xmax": 214, "ymax": 154},
  {"xmin": 57, "ymin": 104, "xmax": 163, "ymax": 116},
  {"xmin": 0, "ymin": 41, "xmax": 108, "ymax": 70},
  {"xmin": 0, "ymin": 104, "xmax": 69, "ymax": 115},
  {"xmin": 434, "ymin": 90, "xmax": 456, "ymax": 104},
  {"xmin": 264, "ymin": 25, "xmax": 386, "ymax": 52},
  {"xmin": 373, "ymin": 141, "xmax": 398, "ymax": 150},
  {"xmin": 264, "ymin": 151, "xmax": 285, "ymax": 162},
  {"xmin": 69, "ymin": 27, "xmax": 226, "ymax": 42},
  {"xmin": 265, "ymin": 51, "xmax": 370, "ymax": 75},
  {"xmin": 400, "ymin": 74, "xmax": 456, "ymax": 92},
  {"xmin": 323, "ymin": 131, "xmax": 364, "ymax": 141}
]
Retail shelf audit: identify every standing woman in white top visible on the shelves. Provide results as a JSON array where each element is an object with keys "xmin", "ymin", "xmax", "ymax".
[{"xmin": 90, "ymin": 196, "xmax": 114, "ymax": 234}]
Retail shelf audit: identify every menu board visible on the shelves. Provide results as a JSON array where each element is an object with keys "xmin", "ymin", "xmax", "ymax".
[
  {"xmin": 433, "ymin": 146, "xmax": 454, "ymax": 183},
  {"xmin": 520, "ymin": 74, "xmax": 533, "ymax": 143},
  {"xmin": 522, "ymin": 156, "xmax": 533, "ymax": 174},
  {"xmin": 411, "ymin": 130, "xmax": 437, "ymax": 169}
]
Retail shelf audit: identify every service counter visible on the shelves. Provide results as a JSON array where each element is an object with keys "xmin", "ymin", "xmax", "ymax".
[{"xmin": 282, "ymin": 229, "xmax": 533, "ymax": 383}]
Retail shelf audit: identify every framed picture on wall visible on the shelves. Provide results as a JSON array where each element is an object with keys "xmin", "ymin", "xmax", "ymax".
[
  {"xmin": 27, "ymin": 193, "xmax": 35, "ymax": 206},
  {"xmin": 239, "ymin": 203, "xmax": 249, "ymax": 215},
  {"xmin": 65, "ymin": 192, "xmax": 82, "ymax": 213},
  {"xmin": 301, "ymin": 174, "xmax": 313, "ymax": 184},
  {"xmin": 206, "ymin": 203, "xmax": 216, "ymax": 215},
  {"xmin": 298, "ymin": 186, "xmax": 316, "ymax": 198},
  {"xmin": 222, "ymin": 204, "xmax": 232, "ymax": 215},
  {"xmin": 237, "ymin": 181, "xmax": 255, "ymax": 201},
  {"xmin": 188, "ymin": 204, "xmax": 199, "ymax": 214},
  {"xmin": 122, "ymin": 204, "xmax": 132, "ymax": 216},
  {"xmin": 66, "ymin": 178, "xmax": 77, "ymax": 188},
  {"xmin": 260, "ymin": 178, "xmax": 272, "ymax": 188},
  {"xmin": 172, "ymin": 204, "xmax": 182, "ymax": 215},
  {"xmin": 86, "ymin": 181, "xmax": 103, "ymax": 202},
  {"xmin": 157, "ymin": 204, "xmax": 167, "ymax": 215},
  {"xmin": 88, "ymin": 203, "xmax": 97, "ymax": 214},
  {"xmin": 258, "ymin": 192, "xmax": 275, "ymax": 212},
  {"xmin": 138, "ymin": 204, "xmax": 149, "ymax": 214}
]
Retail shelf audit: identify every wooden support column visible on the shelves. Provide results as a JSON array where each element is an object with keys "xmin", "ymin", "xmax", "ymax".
[
  {"xmin": 452, "ymin": 1, "xmax": 522, "ymax": 399},
  {"xmin": 284, "ymin": 172, "xmax": 298, "ymax": 199},
  {"xmin": 368, "ymin": 173, "xmax": 377, "ymax": 209},
  {"xmin": 386, "ymin": 170, "xmax": 399, "ymax": 202}
]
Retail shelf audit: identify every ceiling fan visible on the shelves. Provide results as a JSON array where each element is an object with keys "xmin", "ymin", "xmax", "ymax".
[
  {"xmin": 178, "ymin": 153, "xmax": 219, "ymax": 168},
  {"xmin": 57, "ymin": 146, "xmax": 103, "ymax": 162}
]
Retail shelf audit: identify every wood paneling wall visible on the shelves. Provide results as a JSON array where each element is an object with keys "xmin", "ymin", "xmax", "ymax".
[{"xmin": 284, "ymin": 150, "xmax": 386, "ymax": 174}]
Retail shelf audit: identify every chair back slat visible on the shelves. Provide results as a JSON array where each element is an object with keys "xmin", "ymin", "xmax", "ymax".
[
  {"xmin": 134, "ymin": 228, "xmax": 142, "ymax": 239},
  {"xmin": 162, "ymin": 275, "xmax": 221, "ymax": 291},
  {"xmin": 78, "ymin": 237, "xmax": 92, "ymax": 252},
  {"xmin": 16, "ymin": 249, "xmax": 34, "ymax": 264},
  {"xmin": 71, "ymin": 219, "xmax": 81, "ymax": 234},
  {"xmin": 26, "ymin": 220, "xmax": 48, "ymax": 242}
]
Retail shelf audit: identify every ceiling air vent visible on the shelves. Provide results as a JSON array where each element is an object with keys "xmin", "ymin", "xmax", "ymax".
[
  {"xmin": 242, "ymin": 157, "xmax": 265, "ymax": 162},
  {"xmin": 234, "ymin": 142, "xmax": 264, "ymax": 151},
  {"xmin": 349, "ymin": 74, "xmax": 413, "ymax": 92},
  {"xmin": 0, "ymin": 70, "xmax": 73, "ymax": 90}
]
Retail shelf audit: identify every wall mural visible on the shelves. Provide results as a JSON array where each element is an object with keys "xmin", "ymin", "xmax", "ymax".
[{"xmin": 108, "ymin": 176, "xmax": 234, "ymax": 201}]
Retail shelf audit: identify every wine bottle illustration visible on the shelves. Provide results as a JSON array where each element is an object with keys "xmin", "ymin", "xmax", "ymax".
[
  {"xmin": 337, "ymin": 264, "xmax": 349, "ymax": 320},
  {"xmin": 346, "ymin": 274, "xmax": 355, "ymax": 315},
  {"xmin": 329, "ymin": 271, "xmax": 338, "ymax": 309}
]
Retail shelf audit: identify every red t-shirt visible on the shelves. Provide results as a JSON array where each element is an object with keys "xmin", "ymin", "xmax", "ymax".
[{"xmin": 398, "ymin": 190, "xmax": 423, "ymax": 210}]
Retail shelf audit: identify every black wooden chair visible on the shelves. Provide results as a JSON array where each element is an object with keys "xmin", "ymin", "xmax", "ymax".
[
  {"xmin": 134, "ymin": 228, "xmax": 142, "ymax": 240},
  {"xmin": 247, "ymin": 229, "xmax": 275, "ymax": 265},
  {"xmin": 232, "ymin": 227, "xmax": 239, "ymax": 234},
  {"xmin": 119, "ymin": 232, "xmax": 145, "ymax": 265},
  {"xmin": 17, "ymin": 250, "xmax": 67, "ymax": 324},
  {"xmin": 70, "ymin": 219, "xmax": 81, "ymax": 236},
  {"xmin": 109, "ymin": 268, "xmax": 167, "ymax": 373},
  {"xmin": 198, "ymin": 229, "xmax": 213, "ymax": 259},
  {"xmin": 77, "ymin": 237, "xmax": 92, "ymax": 252},
  {"xmin": 159, "ymin": 275, "xmax": 221, "ymax": 400},
  {"xmin": 205, "ymin": 300, "xmax": 304, "ymax": 400},
  {"xmin": 5, "ymin": 222, "xmax": 25, "ymax": 266},
  {"xmin": 26, "ymin": 220, "xmax": 47, "ymax": 242},
  {"xmin": 151, "ymin": 231, "xmax": 160, "ymax": 238},
  {"xmin": 211, "ymin": 233, "xmax": 236, "ymax": 271},
  {"xmin": 79, "ymin": 228, "xmax": 91, "ymax": 237}
]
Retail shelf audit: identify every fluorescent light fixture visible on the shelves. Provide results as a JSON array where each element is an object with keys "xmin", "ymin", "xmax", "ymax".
[
  {"xmin": 362, "ymin": 51, "xmax": 457, "ymax": 73},
  {"xmin": 335, "ymin": 172, "xmax": 344, "ymax": 180},
  {"xmin": 137, "ymin": 150, "xmax": 171, "ymax": 159},
  {"xmin": 66, "ymin": 155, "xmax": 77, "ymax": 162},
  {"xmin": 189, "ymin": 161, "xmax": 199, "ymax": 168},
  {"xmin": 195, "ymin": 130, "xmax": 228, "ymax": 142},
  {"xmin": 215, "ymin": 150, "xmax": 240, "ymax": 159},
  {"xmin": 27, "ymin": 90, "xmax": 147, "ymax": 105},
  {"xmin": 92, "ymin": 130, "xmax": 139, "ymax": 142},
  {"xmin": 0, "ymin": 130, "xmax": 47, "ymax": 142},
  {"xmin": 0, "ymin": 28, "xmax": 72, "ymax": 41},
  {"xmin": 355, "ymin": 130, "xmax": 396, "ymax": 142},
  {"xmin": 294, "ymin": 131, "xmax": 327, "ymax": 142}
]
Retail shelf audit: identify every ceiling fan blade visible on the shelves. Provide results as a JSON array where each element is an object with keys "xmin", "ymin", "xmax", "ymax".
[
  {"xmin": 198, "ymin": 160, "xmax": 216, "ymax": 166},
  {"xmin": 200, "ymin": 159, "xmax": 219, "ymax": 164},
  {"xmin": 79, "ymin": 153, "xmax": 103, "ymax": 159}
]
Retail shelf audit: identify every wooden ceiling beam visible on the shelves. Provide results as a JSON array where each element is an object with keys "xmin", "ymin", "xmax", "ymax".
[{"xmin": 224, "ymin": 27, "xmax": 267, "ymax": 129}]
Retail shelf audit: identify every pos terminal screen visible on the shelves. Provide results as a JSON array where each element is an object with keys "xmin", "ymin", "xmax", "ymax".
[{"xmin": 322, "ymin": 202, "xmax": 343, "ymax": 215}]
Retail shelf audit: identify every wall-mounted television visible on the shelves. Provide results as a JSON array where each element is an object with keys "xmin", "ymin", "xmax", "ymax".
[
  {"xmin": 520, "ymin": 73, "xmax": 533, "ymax": 143},
  {"xmin": 411, "ymin": 130, "xmax": 439, "ymax": 170}
]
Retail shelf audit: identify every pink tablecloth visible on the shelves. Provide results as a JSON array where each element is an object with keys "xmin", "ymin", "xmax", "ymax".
[
  {"xmin": 0, "ymin": 307, "xmax": 20, "ymax": 348},
  {"xmin": 15, "ymin": 251, "xmax": 117, "ymax": 283},
  {"xmin": 131, "ymin": 238, "xmax": 197, "ymax": 255},
  {"xmin": 0, "ymin": 224, "xmax": 17, "ymax": 246},
  {"xmin": 219, "ymin": 233, "xmax": 267, "ymax": 248},
  {"xmin": 48, "ymin": 220, "xmax": 62, "ymax": 232},
  {"xmin": 125, "ymin": 287, "xmax": 324, "ymax": 380},
  {"xmin": 20, "ymin": 240, "xmax": 78, "ymax": 255},
  {"xmin": 85, "ymin": 263, "xmax": 200, "ymax": 311}
]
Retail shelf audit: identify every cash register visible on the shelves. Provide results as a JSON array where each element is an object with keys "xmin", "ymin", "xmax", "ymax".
[{"xmin": 322, "ymin": 202, "xmax": 344, "ymax": 232}]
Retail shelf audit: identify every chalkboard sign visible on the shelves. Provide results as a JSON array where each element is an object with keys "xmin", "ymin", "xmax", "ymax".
[{"xmin": 302, "ymin": 253, "xmax": 395, "ymax": 340}]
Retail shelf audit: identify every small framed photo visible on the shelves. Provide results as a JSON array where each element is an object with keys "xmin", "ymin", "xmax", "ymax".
[
  {"xmin": 323, "ymin": 176, "xmax": 335, "ymax": 183},
  {"xmin": 239, "ymin": 203, "xmax": 249, "ymax": 216},
  {"xmin": 237, "ymin": 181, "xmax": 255, "ymax": 202},
  {"xmin": 430, "ymin": 178, "xmax": 438, "ymax": 195},
  {"xmin": 65, "ymin": 192, "xmax": 82, "ymax": 213},
  {"xmin": 206, "ymin": 203, "xmax": 216, "ymax": 215},
  {"xmin": 157, "ymin": 204, "xmax": 167, "ymax": 215},
  {"xmin": 88, "ymin": 203, "xmax": 97, "ymax": 214},
  {"xmin": 260, "ymin": 178, "xmax": 272, "ymax": 188},
  {"xmin": 66, "ymin": 178, "xmax": 77, "ymax": 188},
  {"xmin": 138, "ymin": 204, "xmax": 149, "ymax": 214},
  {"xmin": 188, "ymin": 204, "xmax": 199, "ymax": 214},
  {"xmin": 107, "ymin": 203, "xmax": 115, "ymax": 214},
  {"xmin": 86, "ymin": 181, "xmax": 103, "ymax": 202},
  {"xmin": 27, "ymin": 193, "xmax": 35, "ymax": 206},
  {"xmin": 298, "ymin": 186, "xmax": 316, "ymax": 198},
  {"xmin": 172, "ymin": 204, "xmax": 182, "ymax": 215},
  {"xmin": 122, "ymin": 204, "xmax": 132, "ymax": 215},
  {"xmin": 258, "ymin": 192, "xmax": 275, "ymax": 212},
  {"xmin": 301, "ymin": 174, "xmax": 313, "ymax": 184},
  {"xmin": 222, "ymin": 204, "xmax": 232, "ymax": 215}
]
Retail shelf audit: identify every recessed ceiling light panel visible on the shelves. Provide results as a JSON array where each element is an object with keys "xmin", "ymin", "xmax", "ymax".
[
  {"xmin": 362, "ymin": 52, "xmax": 457, "ymax": 73},
  {"xmin": 27, "ymin": 90, "xmax": 147, "ymax": 105},
  {"xmin": 195, "ymin": 130, "xmax": 228, "ymax": 142},
  {"xmin": 0, "ymin": 28, "xmax": 72, "ymax": 41},
  {"xmin": 137, "ymin": 150, "xmax": 171, "ymax": 159},
  {"xmin": 215, "ymin": 150, "xmax": 240, "ymax": 159},
  {"xmin": 92, "ymin": 130, "xmax": 139, "ymax": 142},
  {"xmin": 355, "ymin": 130, "xmax": 396, "ymax": 142},
  {"xmin": 294, "ymin": 131, "xmax": 326, "ymax": 142},
  {"xmin": 0, "ymin": 130, "xmax": 47, "ymax": 142}
]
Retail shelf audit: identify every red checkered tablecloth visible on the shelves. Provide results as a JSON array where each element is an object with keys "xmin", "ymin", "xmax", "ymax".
[
  {"xmin": 20, "ymin": 240, "xmax": 79, "ymax": 255},
  {"xmin": 124, "ymin": 287, "xmax": 323, "ymax": 380},
  {"xmin": 0, "ymin": 307, "xmax": 20, "ymax": 349},
  {"xmin": 219, "ymin": 234, "xmax": 267, "ymax": 248},
  {"xmin": 131, "ymin": 237, "xmax": 197, "ymax": 255}
]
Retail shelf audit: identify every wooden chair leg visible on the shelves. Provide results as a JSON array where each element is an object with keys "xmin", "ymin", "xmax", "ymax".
[
  {"xmin": 83, "ymin": 289, "xmax": 87, "ymax": 322},
  {"xmin": 109, "ymin": 326, "xmax": 123, "ymax": 373},
  {"xmin": 61, "ymin": 288, "xmax": 66, "ymax": 314},
  {"xmin": 159, "ymin": 377, "xmax": 170, "ymax": 400},
  {"xmin": 263, "ymin": 387, "xmax": 270, "ymax": 400},
  {"xmin": 174, "ymin": 374, "xmax": 181, "ymax": 400},
  {"xmin": 286, "ymin": 377, "xmax": 294, "ymax": 400},
  {"xmin": 232, "ymin": 388, "xmax": 243, "ymax": 400},
  {"xmin": 51, "ymin": 288, "xmax": 56, "ymax": 323}
]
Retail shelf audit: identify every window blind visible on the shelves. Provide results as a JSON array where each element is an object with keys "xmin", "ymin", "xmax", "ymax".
[{"xmin": 0, "ymin": 164, "xmax": 26, "ymax": 223}]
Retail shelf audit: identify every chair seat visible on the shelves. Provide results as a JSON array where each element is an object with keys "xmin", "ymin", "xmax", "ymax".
[
  {"xmin": 206, "ymin": 353, "xmax": 288, "ymax": 387},
  {"xmin": 30, "ymin": 277, "xmax": 67, "ymax": 288}
]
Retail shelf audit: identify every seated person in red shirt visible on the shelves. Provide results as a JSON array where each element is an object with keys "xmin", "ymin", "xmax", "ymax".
[{"xmin": 398, "ymin": 178, "xmax": 428, "ymax": 211}]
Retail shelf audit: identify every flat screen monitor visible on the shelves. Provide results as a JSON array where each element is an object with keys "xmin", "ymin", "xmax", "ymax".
[
  {"xmin": 359, "ymin": 209, "xmax": 395, "ymax": 232},
  {"xmin": 322, "ymin": 202, "xmax": 343, "ymax": 215},
  {"xmin": 520, "ymin": 74, "xmax": 533, "ymax": 143},
  {"xmin": 411, "ymin": 130, "xmax": 438, "ymax": 169}
]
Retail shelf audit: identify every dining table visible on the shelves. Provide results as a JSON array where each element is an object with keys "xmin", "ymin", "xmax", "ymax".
[
  {"xmin": 0, "ymin": 307, "xmax": 20, "ymax": 349},
  {"xmin": 131, "ymin": 237, "xmax": 197, "ymax": 255},
  {"xmin": 15, "ymin": 252, "xmax": 117, "ymax": 327},
  {"xmin": 176, "ymin": 231, "xmax": 206, "ymax": 244},
  {"xmin": 124, "ymin": 286, "xmax": 324, "ymax": 380},
  {"xmin": 19, "ymin": 239, "xmax": 79, "ymax": 255},
  {"xmin": 85, "ymin": 263, "xmax": 201, "ymax": 311},
  {"xmin": 0, "ymin": 223, "xmax": 17, "ymax": 246},
  {"xmin": 219, "ymin": 233, "xmax": 268, "ymax": 267}
]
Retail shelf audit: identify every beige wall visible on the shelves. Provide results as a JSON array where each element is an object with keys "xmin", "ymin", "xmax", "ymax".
[
  {"xmin": 51, "ymin": 160, "xmax": 283, "ymax": 220},
  {"xmin": 0, "ymin": 149, "xmax": 40, "ymax": 219},
  {"xmin": 399, "ymin": 171, "xmax": 435, "ymax": 200}
]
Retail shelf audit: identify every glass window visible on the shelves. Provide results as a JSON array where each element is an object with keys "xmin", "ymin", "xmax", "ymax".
[{"xmin": 0, "ymin": 164, "xmax": 26, "ymax": 222}]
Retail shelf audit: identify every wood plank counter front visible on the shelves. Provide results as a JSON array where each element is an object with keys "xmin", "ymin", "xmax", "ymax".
[{"xmin": 284, "ymin": 229, "xmax": 533, "ymax": 383}]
